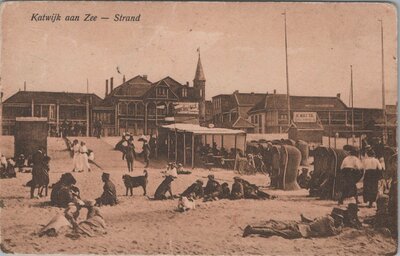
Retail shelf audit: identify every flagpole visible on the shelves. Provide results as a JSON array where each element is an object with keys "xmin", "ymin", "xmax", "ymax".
[
  {"xmin": 378, "ymin": 19, "xmax": 387, "ymax": 144},
  {"xmin": 283, "ymin": 11, "xmax": 291, "ymax": 126},
  {"xmin": 350, "ymin": 65, "xmax": 354, "ymax": 145}
]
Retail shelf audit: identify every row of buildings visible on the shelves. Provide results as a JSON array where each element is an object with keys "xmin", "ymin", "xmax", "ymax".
[{"xmin": 1, "ymin": 54, "xmax": 396, "ymax": 144}]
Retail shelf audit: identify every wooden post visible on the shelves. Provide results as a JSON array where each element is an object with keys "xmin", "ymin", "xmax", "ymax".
[
  {"xmin": 221, "ymin": 135, "xmax": 224, "ymax": 149},
  {"xmin": 167, "ymin": 131, "xmax": 170, "ymax": 160},
  {"xmin": 175, "ymin": 130, "xmax": 178, "ymax": 163},
  {"xmin": 212, "ymin": 135, "xmax": 215, "ymax": 147},
  {"xmin": 56, "ymin": 102, "xmax": 60, "ymax": 135},
  {"xmin": 31, "ymin": 99, "xmax": 34, "ymax": 117},
  {"xmin": 192, "ymin": 133, "xmax": 195, "ymax": 169},
  {"xmin": 183, "ymin": 132, "xmax": 186, "ymax": 165},
  {"xmin": 234, "ymin": 135, "xmax": 237, "ymax": 150}
]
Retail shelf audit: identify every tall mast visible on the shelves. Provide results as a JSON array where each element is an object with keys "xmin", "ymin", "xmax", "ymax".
[
  {"xmin": 350, "ymin": 65, "xmax": 354, "ymax": 144},
  {"xmin": 283, "ymin": 11, "xmax": 291, "ymax": 126},
  {"xmin": 378, "ymin": 19, "xmax": 387, "ymax": 143}
]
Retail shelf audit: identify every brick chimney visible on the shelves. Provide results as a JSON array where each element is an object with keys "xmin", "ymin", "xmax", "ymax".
[
  {"xmin": 186, "ymin": 81, "xmax": 189, "ymax": 86},
  {"xmin": 123, "ymin": 75, "xmax": 126, "ymax": 83},
  {"xmin": 105, "ymin": 79, "xmax": 109, "ymax": 96},
  {"xmin": 336, "ymin": 93, "xmax": 341, "ymax": 98},
  {"xmin": 110, "ymin": 77, "xmax": 114, "ymax": 91},
  {"xmin": 234, "ymin": 90, "xmax": 239, "ymax": 94},
  {"xmin": 273, "ymin": 89, "xmax": 276, "ymax": 94}
]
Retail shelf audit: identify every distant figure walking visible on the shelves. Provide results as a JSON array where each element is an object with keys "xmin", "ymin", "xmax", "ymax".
[
  {"xmin": 125, "ymin": 138, "xmax": 136, "ymax": 172},
  {"xmin": 140, "ymin": 136, "xmax": 151, "ymax": 168}
]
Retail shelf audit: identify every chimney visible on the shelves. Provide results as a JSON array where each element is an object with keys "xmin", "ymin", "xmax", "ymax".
[
  {"xmin": 24, "ymin": 81, "xmax": 26, "ymax": 91},
  {"xmin": 273, "ymin": 89, "xmax": 276, "ymax": 94},
  {"xmin": 110, "ymin": 77, "xmax": 114, "ymax": 91},
  {"xmin": 105, "ymin": 79, "xmax": 109, "ymax": 96},
  {"xmin": 123, "ymin": 75, "xmax": 126, "ymax": 83},
  {"xmin": 251, "ymin": 92, "xmax": 254, "ymax": 95},
  {"xmin": 336, "ymin": 93, "xmax": 341, "ymax": 99},
  {"xmin": 186, "ymin": 81, "xmax": 189, "ymax": 86},
  {"xmin": 142, "ymin": 75, "xmax": 148, "ymax": 80},
  {"xmin": 234, "ymin": 90, "xmax": 239, "ymax": 94}
]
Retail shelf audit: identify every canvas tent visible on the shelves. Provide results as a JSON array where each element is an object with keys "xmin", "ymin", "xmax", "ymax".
[{"xmin": 158, "ymin": 123, "xmax": 246, "ymax": 168}]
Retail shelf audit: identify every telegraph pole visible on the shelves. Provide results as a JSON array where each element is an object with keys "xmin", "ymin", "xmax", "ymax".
[
  {"xmin": 378, "ymin": 19, "xmax": 388, "ymax": 144},
  {"xmin": 350, "ymin": 65, "xmax": 355, "ymax": 145},
  {"xmin": 283, "ymin": 11, "xmax": 291, "ymax": 126}
]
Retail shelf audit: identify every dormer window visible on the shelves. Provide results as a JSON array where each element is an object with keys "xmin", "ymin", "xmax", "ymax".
[
  {"xmin": 182, "ymin": 87, "xmax": 187, "ymax": 97},
  {"xmin": 157, "ymin": 87, "xmax": 167, "ymax": 96}
]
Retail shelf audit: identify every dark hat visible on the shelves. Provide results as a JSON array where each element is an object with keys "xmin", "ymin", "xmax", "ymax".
[
  {"xmin": 102, "ymin": 172, "xmax": 110, "ymax": 179},
  {"xmin": 208, "ymin": 174, "xmax": 215, "ymax": 179},
  {"xmin": 196, "ymin": 179, "xmax": 203, "ymax": 184},
  {"xmin": 347, "ymin": 203, "xmax": 359, "ymax": 212},
  {"xmin": 233, "ymin": 176, "xmax": 241, "ymax": 180}
]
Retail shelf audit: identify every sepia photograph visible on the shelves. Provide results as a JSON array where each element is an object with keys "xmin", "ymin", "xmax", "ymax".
[{"xmin": 0, "ymin": 1, "xmax": 398, "ymax": 255}]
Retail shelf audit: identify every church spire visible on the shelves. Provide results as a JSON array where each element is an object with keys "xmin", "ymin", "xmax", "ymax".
[{"xmin": 194, "ymin": 48, "xmax": 206, "ymax": 81}]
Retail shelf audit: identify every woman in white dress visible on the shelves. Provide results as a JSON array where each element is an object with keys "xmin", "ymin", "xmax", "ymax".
[
  {"xmin": 79, "ymin": 141, "xmax": 90, "ymax": 172},
  {"xmin": 72, "ymin": 140, "xmax": 81, "ymax": 172}
]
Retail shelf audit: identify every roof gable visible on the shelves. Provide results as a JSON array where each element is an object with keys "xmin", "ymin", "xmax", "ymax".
[
  {"xmin": 110, "ymin": 75, "xmax": 153, "ymax": 98},
  {"xmin": 3, "ymin": 91, "xmax": 100, "ymax": 105}
]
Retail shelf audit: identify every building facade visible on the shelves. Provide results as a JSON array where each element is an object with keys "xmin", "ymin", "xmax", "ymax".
[
  {"xmin": 212, "ymin": 91, "xmax": 265, "ymax": 132},
  {"xmin": 2, "ymin": 91, "xmax": 102, "ymax": 136},
  {"xmin": 93, "ymin": 54, "xmax": 207, "ymax": 136},
  {"xmin": 248, "ymin": 92, "xmax": 390, "ymax": 138}
]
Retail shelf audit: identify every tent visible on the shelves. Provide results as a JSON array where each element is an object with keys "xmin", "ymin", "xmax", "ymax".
[{"xmin": 158, "ymin": 123, "xmax": 247, "ymax": 168}]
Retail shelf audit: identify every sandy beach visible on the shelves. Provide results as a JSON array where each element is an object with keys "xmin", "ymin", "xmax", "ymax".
[{"xmin": 0, "ymin": 136, "xmax": 397, "ymax": 255}]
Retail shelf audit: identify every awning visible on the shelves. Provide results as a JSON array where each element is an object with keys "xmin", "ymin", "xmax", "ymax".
[{"xmin": 161, "ymin": 123, "xmax": 246, "ymax": 135}]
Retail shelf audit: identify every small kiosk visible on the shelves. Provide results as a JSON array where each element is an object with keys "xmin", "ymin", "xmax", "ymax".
[
  {"xmin": 158, "ymin": 123, "xmax": 246, "ymax": 168},
  {"xmin": 14, "ymin": 117, "xmax": 48, "ymax": 158}
]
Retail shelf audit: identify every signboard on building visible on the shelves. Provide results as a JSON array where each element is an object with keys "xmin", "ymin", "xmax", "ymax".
[
  {"xmin": 293, "ymin": 112, "xmax": 317, "ymax": 123},
  {"xmin": 174, "ymin": 102, "xmax": 199, "ymax": 115}
]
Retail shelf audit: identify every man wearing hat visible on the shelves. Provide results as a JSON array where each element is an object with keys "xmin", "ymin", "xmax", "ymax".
[
  {"xmin": 96, "ymin": 173, "xmax": 117, "ymax": 206},
  {"xmin": 139, "ymin": 136, "xmax": 151, "ymax": 168},
  {"xmin": 180, "ymin": 179, "xmax": 204, "ymax": 199},
  {"xmin": 338, "ymin": 146, "xmax": 363, "ymax": 205},
  {"xmin": 203, "ymin": 174, "xmax": 221, "ymax": 201}
]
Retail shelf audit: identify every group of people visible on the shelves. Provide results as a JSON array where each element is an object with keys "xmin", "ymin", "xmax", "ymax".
[
  {"xmin": 335, "ymin": 144, "xmax": 388, "ymax": 208},
  {"xmin": 60, "ymin": 119, "xmax": 87, "ymax": 138},
  {"xmin": 117, "ymin": 133, "xmax": 155, "ymax": 171},
  {"xmin": 71, "ymin": 139, "xmax": 93, "ymax": 172}
]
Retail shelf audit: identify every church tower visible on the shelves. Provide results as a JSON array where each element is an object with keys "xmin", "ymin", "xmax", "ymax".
[{"xmin": 193, "ymin": 50, "xmax": 206, "ymax": 124}]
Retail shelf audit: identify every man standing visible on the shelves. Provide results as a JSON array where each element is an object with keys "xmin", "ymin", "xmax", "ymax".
[
  {"xmin": 140, "ymin": 136, "xmax": 151, "ymax": 168},
  {"xmin": 125, "ymin": 138, "xmax": 136, "ymax": 172},
  {"xmin": 149, "ymin": 134, "xmax": 156, "ymax": 159},
  {"xmin": 31, "ymin": 147, "xmax": 45, "ymax": 198}
]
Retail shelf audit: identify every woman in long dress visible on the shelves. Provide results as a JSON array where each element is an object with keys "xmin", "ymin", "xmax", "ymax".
[
  {"xmin": 72, "ymin": 140, "xmax": 81, "ymax": 172},
  {"xmin": 362, "ymin": 149, "xmax": 383, "ymax": 208},
  {"xmin": 79, "ymin": 141, "xmax": 90, "ymax": 172}
]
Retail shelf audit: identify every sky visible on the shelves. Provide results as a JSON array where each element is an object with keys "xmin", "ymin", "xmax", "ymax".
[{"xmin": 0, "ymin": 2, "xmax": 397, "ymax": 108}]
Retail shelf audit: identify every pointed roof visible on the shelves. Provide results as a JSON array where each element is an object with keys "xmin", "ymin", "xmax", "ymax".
[{"xmin": 194, "ymin": 54, "xmax": 206, "ymax": 81}]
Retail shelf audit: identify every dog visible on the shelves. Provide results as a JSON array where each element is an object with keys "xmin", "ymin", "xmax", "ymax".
[
  {"xmin": 122, "ymin": 170, "xmax": 148, "ymax": 196},
  {"xmin": 177, "ymin": 196, "xmax": 195, "ymax": 212},
  {"xmin": 154, "ymin": 175, "xmax": 175, "ymax": 200}
]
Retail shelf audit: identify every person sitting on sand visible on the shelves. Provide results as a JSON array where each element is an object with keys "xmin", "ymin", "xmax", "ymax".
[
  {"xmin": 243, "ymin": 212, "xmax": 344, "ymax": 239},
  {"xmin": 181, "ymin": 179, "xmax": 204, "ymax": 199},
  {"xmin": 219, "ymin": 182, "xmax": 231, "ymax": 199},
  {"xmin": 95, "ymin": 173, "xmax": 117, "ymax": 206},
  {"xmin": 203, "ymin": 174, "xmax": 222, "ymax": 201},
  {"xmin": 75, "ymin": 200, "xmax": 107, "ymax": 237},
  {"xmin": 50, "ymin": 173, "xmax": 80, "ymax": 208},
  {"xmin": 230, "ymin": 177, "xmax": 244, "ymax": 200},
  {"xmin": 297, "ymin": 168, "xmax": 311, "ymax": 189}
]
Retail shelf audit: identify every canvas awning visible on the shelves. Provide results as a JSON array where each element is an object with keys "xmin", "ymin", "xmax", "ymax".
[{"xmin": 161, "ymin": 123, "xmax": 246, "ymax": 135}]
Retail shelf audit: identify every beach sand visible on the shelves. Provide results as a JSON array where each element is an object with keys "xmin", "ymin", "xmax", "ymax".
[{"xmin": 0, "ymin": 136, "xmax": 397, "ymax": 255}]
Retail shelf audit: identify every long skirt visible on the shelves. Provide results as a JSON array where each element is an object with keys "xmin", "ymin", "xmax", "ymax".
[
  {"xmin": 363, "ymin": 169, "xmax": 382, "ymax": 203},
  {"xmin": 73, "ymin": 153, "xmax": 81, "ymax": 171},
  {"xmin": 78, "ymin": 153, "xmax": 90, "ymax": 172},
  {"xmin": 78, "ymin": 215, "xmax": 107, "ymax": 237},
  {"xmin": 38, "ymin": 214, "xmax": 72, "ymax": 236}
]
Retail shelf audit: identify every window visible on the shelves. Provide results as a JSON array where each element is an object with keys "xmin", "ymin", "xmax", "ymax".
[
  {"xmin": 118, "ymin": 102, "xmax": 127, "ymax": 115},
  {"xmin": 157, "ymin": 87, "xmax": 167, "ymax": 96},
  {"xmin": 182, "ymin": 88, "xmax": 187, "ymax": 97},
  {"xmin": 128, "ymin": 103, "xmax": 136, "ymax": 116}
]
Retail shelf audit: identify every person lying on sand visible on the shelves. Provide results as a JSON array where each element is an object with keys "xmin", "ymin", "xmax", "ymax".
[
  {"xmin": 243, "ymin": 212, "xmax": 344, "ymax": 239},
  {"xmin": 235, "ymin": 177, "xmax": 275, "ymax": 200}
]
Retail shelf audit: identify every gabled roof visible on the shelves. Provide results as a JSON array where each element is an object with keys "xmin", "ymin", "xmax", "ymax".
[
  {"xmin": 232, "ymin": 117, "xmax": 255, "ymax": 128},
  {"xmin": 109, "ymin": 75, "xmax": 153, "ymax": 98},
  {"xmin": 4, "ymin": 91, "xmax": 102, "ymax": 105},
  {"xmin": 234, "ymin": 92, "xmax": 266, "ymax": 106},
  {"xmin": 249, "ymin": 94, "xmax": 349, "ymax": 113}
]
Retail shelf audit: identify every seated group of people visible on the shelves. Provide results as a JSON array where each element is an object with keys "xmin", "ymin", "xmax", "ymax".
[
  {"xmin": 0, "ymin": 154, "xmax": 16, "ymax": 179},
  {"xmin": 180, "ymin": 174, "xmax": 275, "ymax": 202}
]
